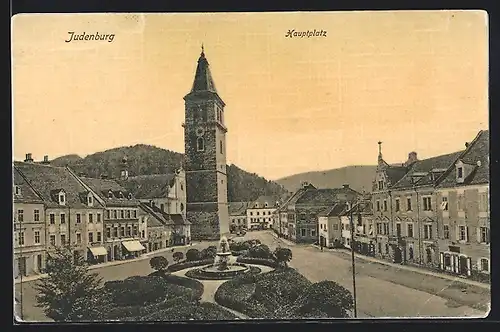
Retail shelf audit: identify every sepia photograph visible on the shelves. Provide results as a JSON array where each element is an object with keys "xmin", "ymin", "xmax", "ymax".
[{"xmin": 12, "ymin": 10, "xmax": 489, "ymax": 322}]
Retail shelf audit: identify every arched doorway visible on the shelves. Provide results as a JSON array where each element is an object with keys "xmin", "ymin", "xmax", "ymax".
[{"xmin": 393, "ymin": 246, "xmax": 403, "ymax": 264}]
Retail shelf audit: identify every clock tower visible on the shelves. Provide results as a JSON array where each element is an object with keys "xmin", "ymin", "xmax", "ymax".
[{"xmin": 183, "ymin": 46, "xmax": 230, "ymax": 240}]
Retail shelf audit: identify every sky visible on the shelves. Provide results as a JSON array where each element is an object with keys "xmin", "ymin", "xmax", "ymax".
[{"xmin": 12, "ymin": 11, "xmax": 488, "ymax": 180}]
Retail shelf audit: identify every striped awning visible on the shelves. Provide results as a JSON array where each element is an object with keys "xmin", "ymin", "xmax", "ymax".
[
  {"xmin": 122, "ymin": 240, "xmax": 146, "ymax": 252},
  {"xmin": 88, "ymin": 246, "xmax": 107, "ymax": 257}
]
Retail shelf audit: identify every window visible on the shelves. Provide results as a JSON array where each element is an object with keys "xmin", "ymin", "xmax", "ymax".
[
  {"xmin": 120, "ymin": 210, "xmax": 124, "ymax": 219},
  {"xmin": 34, "ymin": 209, "xmax": 40, "ymax": 222},
  {"xmin": 180, "ymin": 203, "xmax": 184, "ymax": 211},
  {"xmin": 479, "ymin": 192, "xmax": 488, "ymax": 212},
  {"xmin": 50, "ymin": 234, "xmax": 56, "ymax": 246},
  {"xmin": 409, "ymin": 246, "xmax": 414, "ymax": 260},
  {"xmin": 160, "ymin": 204, "xmax": 165, "ymax": 212},
  {"xmin": 88, "ymin": 232, "xmax": 94, "ymax": 243},
  {"xmin": 459, "ymin": 225, "xmax": 468, "ymax": 242},
  {"xmin": 120, "ymin": 227, "xmax": 125, "ymax": 237},
  {"xmin": 34, "ymin": 230, "xmax": 40, "ymax": 244},
  {"xmin": 61, "ymin": 213, "xmax": 66, "ymax": 224},
  {"xmin": 97, "ymin": 232, "xmax": 102, "ymax": 242},
  {"xmin": 180, "ymin": 183, "xmax": 184, "ymax": 191},
  {"xmin": 395, "ymin": 199, "xmax": 400, "ymax": 212},
  {"xmin": 76, "ymin": 214, "xmax": 81, "ymax": 223},
  {"xmin": 50, "ymin": 213, "xmax": 55, "ymax": 224},
  {"xmin": 127, "ymin": 210, "xmax": 131, "ymax": 218},
  {"xmin": 76, "ymin": 233, "xmax": 82, "ymax": 244},
  {"xmin": 141, "ymin": 230, "xmax": 145, "ymax": 238},
  {"xmin": 113, "ymin": 210, "xmax": 118, "ymax": 219},
  {"xmin": 220, "ymin": 140, "xmax": 223, "ymax": 154},
  {"xmin": 406, "ymin": 197, "xmax": 412, "ymax": 211},
  {"xmin": 97, "ymin": 213, "xmax": 101, "ymax": 223},
  {"xmin": 385, "ymin": 243, "xmax": 389, "ymax": 254},
  {"xmin": 479, "ymin": 227, "xmax": 490, "ymax": 244},
  {"xmin": 480, "ymin": 258, "xmax": 489, "ymax": 272},
  {"xmin": 108, "ymin": 191, "xmax": 113, "ymax": 199},
  {"xmin": 441, "ymin": 197, "xmax": 448, "ymax": 211},
  {"xmin": 443, "ymin": 225, "xmax": 450, "ymax": 239},
  {"xmin": 60, "ymin": 234, "xmax": 66, "ymax": 245},
  {"xmin": 128, "ymin": 193, "xmax": 133, "ymax": 199},
  {"xmin": 133, "ymin": 225, "xmax": 138, "ymax": 236},
  {"xmin": 59, "ymin": 193, "xmax": 65, "ymax": 205},
  {"xmin": 311, "ymin": 230, "xmax": 316, "ymax": 237},
  {"xmin": 457, "ymin": 167, "xmax": 463, "ymax": 179},
  {"xmin": 127, "ymin": 226, "xmax": 132, "ymax": 236},
  {"xmin": 88, "ymin": 196, "xmax": 93, "ymax": 205},
  {"xmin": 376, "ymin": 201, "xmax": 380, "ymax": 211},
  {"xmin": 301, "ymin": 229, "xmax": 306, "ymax": 237},
  {"xmin": 106, "ymin": 228, "xmax": 111, "ymax": 238},
  {"xmin": 378, "ymin": 180, "xmax": 384, "ymax": 190},
  {"xmin": 383, "ymin": 200, "xmax": 388, "ymax": 212},
  {"xmin": 384, "ymin": 223, "xmax": 389, "ymax": 235},
  {"xmin": 197, "ymin": 137, "xmax": 205, "ymax": 151},
  {"xmin": 113, "ymin": 227, "xmax": 118, "ymax": 238},
  {"xmin": 133, "ymin": 210, "xmax": 137, "ymax": 218},
  {"xmin": 407, "ymin": 223, "xmax": 414, "ymax": 238},
  {"xmin": 250, "ymin": 212, "xmax": 253, "ymax": 216},
  {"xmin": 396, "ymin": 223, "xmax": 402, "ymax": 237},
  {"xmin": 15, "ymin": 185, "xmax": 20, "ymax": 195},
  {"xmin": 88, "ymin": 214, "xmax": 93, "ymax": 223},
  {"xmin": 423, "ymin": 224, "xmax": 432, "ymax": 239},
  {"xmin": 17, "ymin": 231, "xmax": 24, "ymax": 246},
  {"xmin": 378, "ymin": 243, "xmax": 382, "ymax": 254},
  {"xmin": 17, "ymin": 210, "xmax": 24, "ymax": 222},
  {"xmin": 423, "ymin": 197, "xmax": 432, "ymax": 211}
]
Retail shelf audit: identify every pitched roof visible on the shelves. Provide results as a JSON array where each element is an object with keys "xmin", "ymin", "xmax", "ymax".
[
  {"xmin": 342, "ymin": 200, "xmax": 373, "ymax": 216},
  {"xmin": 170, "ymin": 213, "xmax": 191, "ymax": 225},
  {"xmin": 14, "ymin": 162, "xmax": 103, "ymax": 208},
  {"xmin": 229, "ymin": 202, "xmax": 250, "ymax": 215},
  {"xmin": 295, "ymin": 187, "xmax": 359, "ymax": 205},
  {"xmin": 190, "ymin": 49, "xmax": 217, "ymax": 93},
  {"xmin": 317, "ymin": 202, "xmax": 348, "ymax": 217},
  {"xmin": 119, "ymin": 174, "xmax": 176, "ymax": 199},
  {"xmin": 81, "ymin": 177, "xmax": 139, "ymax": 207},
  {"xmin": 385, "ymin": 166, "xmax": 409, "ymax": 187},
  {"xmin": 13, "ymin": 167, "xmax": 44, "ymax": 204},
  {"xmin": 139, "ymin": 203, "xmax": 172, "ymax": 227},
  {"xmin": 392, "ymin": 150, "xmax": 463, "ymax": 189},
  {"xmin": 437, "ymin": 130, "xmax": 489, "ymax": 188},
  {"xmin": 249, "ymin": 195, "xmax": 279, "ymax": 208}
]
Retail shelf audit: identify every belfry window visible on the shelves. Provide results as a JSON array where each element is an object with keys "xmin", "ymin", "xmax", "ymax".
[{"xmin": 197, "ymin": 137, "xmax": 205, "ymax": 151}]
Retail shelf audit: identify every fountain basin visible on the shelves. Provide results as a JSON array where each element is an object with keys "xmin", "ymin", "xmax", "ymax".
[{"xmin": 185, "ymin": 263, "xmax": 260, "ymax": 280}]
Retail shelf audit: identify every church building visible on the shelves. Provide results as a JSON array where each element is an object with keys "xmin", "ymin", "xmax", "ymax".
[{"xmin": 182, "ymin": 46, "xmax": 230, "ymax": 240}]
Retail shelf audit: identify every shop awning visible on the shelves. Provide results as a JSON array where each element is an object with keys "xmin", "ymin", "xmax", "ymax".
[
  {"xmin": 122, "ymin": 240, "xmax": 146, "ymax": 252},
  {"xmin": 88, "ymin": 246, "xmax": 108, "ymax": 257}
]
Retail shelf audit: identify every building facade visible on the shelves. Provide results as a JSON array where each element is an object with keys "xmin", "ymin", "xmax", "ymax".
[
  {"xmin": 78, "ymin": 174, "xmax": 144, "ymax": 262},
  {"xmin": 14, "ymin": 159, "xmax": 106, "ymax": 265},
  {"xmin": 435, "ymin": 130, "xmax": 490, "ymax": 278},
  {"xmin": 246, "ymin": 196, "xmax": 279, "ymax": 230},
  {"xmin": 183, "ymin": 47, "xmax": 230, "ymax": 240},
  {"xmin": 13, "ymin": 166, "xmax": 46, "ymax": 277},
  {"xmin": 138, "ymin": 202, "xmax": 174, "ymax": 252},
  {"xmin": 228, "ymin": 202, "xmax": 250, "ymax": 232},
  {"xmin": 317, "ymin": 203, "xmax": 347, "ymax": 248}
]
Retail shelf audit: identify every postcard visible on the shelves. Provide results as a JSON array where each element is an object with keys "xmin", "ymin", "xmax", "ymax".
[{"xmin": 12, "ymin": 11, "xmax": 490, "ymax": 322}]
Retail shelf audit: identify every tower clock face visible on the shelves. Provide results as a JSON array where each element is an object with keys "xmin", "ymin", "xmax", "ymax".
[{"xmin": 195, "ymin": 127, "xmax": 205, "ymax": 137}]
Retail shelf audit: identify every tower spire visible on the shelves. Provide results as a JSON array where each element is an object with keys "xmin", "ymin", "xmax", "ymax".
[
  {"xmin": 378, "ymin": 141, "xmax": 383, "ymax": 162},
  {"xmin": 201, "ymin": 43, "xmax": 204, "ymax": 56}
]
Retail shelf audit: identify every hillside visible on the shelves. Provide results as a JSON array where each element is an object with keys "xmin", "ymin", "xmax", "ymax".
[
  {"xmin": 276, "ymin": 165, "xmax": 377, "ymax": 193},
  {"xmin": 50, "ymin": 144, "xmax": 288, "ymax": 202}
]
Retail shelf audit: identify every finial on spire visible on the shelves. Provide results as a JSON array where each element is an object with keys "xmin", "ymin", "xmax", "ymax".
[
  {"xmin": 377, "ymin": 141, "xmax": 383, "ymax": 160},
  {"xmin": 201, "ymin": 43, "xmax": 205, "ymax": 56}
]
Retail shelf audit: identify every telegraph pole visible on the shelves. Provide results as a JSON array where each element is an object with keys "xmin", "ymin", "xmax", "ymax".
[{"xmin": 349, "ymin": 201, "xmax": 358, "ymax": 318}]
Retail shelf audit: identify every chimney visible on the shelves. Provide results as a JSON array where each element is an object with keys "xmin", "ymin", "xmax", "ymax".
[
  {"xmin": 24, "ymin": 153, "xmax": 33, "ymax": 163},
  {"xmin": 465, "ymin": 142, "xmax": 470, "ymax": 148},
  {"xmin": 41, "ymin": 155, "xmax": 50, "ymax": 164},
  {"xmin": 301, "ymin": 181, "xmax": 310, "ymax": 188},
  {"xmin": 406, "ymin": 151, "xmax": 418, "ymax": 166},
  {"xmin": 343, "ymin": 184, "xmax": 350, "ymax": 189}
]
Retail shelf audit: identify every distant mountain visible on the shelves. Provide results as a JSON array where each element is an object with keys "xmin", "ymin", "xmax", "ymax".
[
  {"xmin": 49, "ymin": 144, "xmax": 288, "ymax": 202},
  {"xmin": 276, "ymin": 165, "xmax": 377, "ymax": 193}
]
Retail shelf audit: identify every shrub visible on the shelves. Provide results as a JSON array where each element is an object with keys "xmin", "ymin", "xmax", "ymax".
[
  {"xmin": 186, "ymin": 248, "xmax": 201, "ymax": 261},
  {"xmin": 274, "ymin": 247, "xmax": 292, "ymax": 268},
  {"xmin": 229, "ymin": 241, "xmax": 251, "ymax": 252},
  {"xmin": 167, "ymin": 258, "xmax": 213, "ymax": 272},
  {"xmin": 294, "ymin": 280, "xmax": 353, "ymax": 318},
  {"xmin": 248, "ymin": 244, "xmax": 273, "ymax": 259},
  {"xmin": 149, "ymin": 256, "xmax": 169, "ymax": 272},
  {"xmin": 200, "ymin": 246, "xmax": 218, "ymax": 260},
  {"xmin": 161, "ymin": 274, "xmax": 204, "ymax": 300},
  {"xmin": 214, "ymin": 280, "xmax": 272, "ymax": 319},
  {"xmin": 253, "ymin": 268, "xmax": 311, "ymax": 305},
  {"xmin": 172, "ymin": 251, "xmax": 184, "ymax": 263},
  {"xmin": 236, "ymin": 256, "xmax": 278, "ymax": 268}
]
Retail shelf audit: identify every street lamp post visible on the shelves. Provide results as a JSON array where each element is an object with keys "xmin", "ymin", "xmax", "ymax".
[{"xmin": 349, "ymin": 200, "xmax": 358, "ymax": 318}]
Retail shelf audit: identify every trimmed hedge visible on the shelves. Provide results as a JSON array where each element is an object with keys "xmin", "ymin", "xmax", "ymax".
[
  {"xmin": 166, "ymin": 258, "xmax": 213, "ymax": 272},
  {"xmin": 161, "ymin": 274, "xmax": 204, "ymax": 300},
  {"xmin": 185, "ymin": 265, "xmax": 261, "ymax": 280},
  {"xmin": 236, "ymin": 256, "xmax": 278, "ymax": 268}
]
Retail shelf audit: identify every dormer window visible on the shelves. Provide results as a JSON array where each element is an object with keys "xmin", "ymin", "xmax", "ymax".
[
  {"xmin": 108, "ymin": 190, "xmax": 113, "ymax": 199},
  {"xmin": 457, "ymin": 167, "xmax": 463, "ymax": 179},
  {"xmin": 119, "ymin": 191, "xmax": 124, "ymax": 199},
  {"xmin": 58, "ymin": 192, "xmax": 66, "ymax": 205},
  {"xmin": 14, "ymin": 185, "xmax": 20, "ymax": 196},
  {"xmin": 87, "ymin": 194, "xmax": 94, "ymax": 207},
  {"xmin": 128, "ymin": 193, "xmax": 133, "ymax": 199},
  {"xmin": 378, "ymin": 180, "xmax": 384, "ymax": 190}
]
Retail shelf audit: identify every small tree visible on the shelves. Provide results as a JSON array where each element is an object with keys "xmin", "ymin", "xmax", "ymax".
[
  {"xmin": 295, "ymin": 280, "xmax": 353, "ymax": 318},
  {"xmin": 274, "ymin": 247, "xmax": 292, "ymax": 268},
  {"xmin": 35, "ymin": 246, "xmax": 107, "ymax": 322},
  {"xmin": 249, "ymin": 244, "xmax": 272, "ymax": 259},
  {"xmin": 172, "ymin": 251, "xmax": 184, "ymax": 263},
  {"xmin": 185, "ymin": 248, "xmax": 201, "ymax": 261},
  {"xmin": 149, "ymin": 256, "xmax": 169, "ymax": 273},
  {"xmin": 200, "ymin": 245, "xmax": 218, "ymax": 260}
]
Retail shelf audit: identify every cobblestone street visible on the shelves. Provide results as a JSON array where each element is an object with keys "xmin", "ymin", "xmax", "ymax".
[{"xmin": 243, "ymin": 231, "xmax": 490, "ymax": 318}]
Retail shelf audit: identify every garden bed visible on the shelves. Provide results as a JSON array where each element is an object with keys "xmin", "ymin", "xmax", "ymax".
[
  {"xmin": 185, "ymin": 265, "xmax": 261, "ymax": 280},
  {"xmin": 236, "ymin": 257, "xmax": 278, "ymax": 268},
  {"xmin": 167, "ymin": 259, "xmax": 214, "ymax": 272}
]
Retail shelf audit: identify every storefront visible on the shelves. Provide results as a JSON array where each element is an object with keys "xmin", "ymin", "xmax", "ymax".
[
  {"xmin": 440, "ymin": 246, "xmax": 471, "ymax": 276},
  {"xmin": 87, "ymin": 246, "xmax": 107, "ymax": 264},
  {"xmin": 122, "ymin": 240, "xmax": 146, "ymax": 259}
]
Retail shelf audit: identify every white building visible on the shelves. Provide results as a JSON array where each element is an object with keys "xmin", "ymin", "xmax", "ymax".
[{"xmin": 246, "ymin": 196, "xmax": 279, "ymax": 230}]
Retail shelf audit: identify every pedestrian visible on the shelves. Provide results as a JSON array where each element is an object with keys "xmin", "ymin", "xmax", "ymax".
[{"xmin": 321, "ymin": 246, "xmax": 323, "ymax": 252}]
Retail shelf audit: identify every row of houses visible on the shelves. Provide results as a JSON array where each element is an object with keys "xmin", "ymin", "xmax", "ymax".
[
  {"xmin": 228, "ymin": 196, "xmax": 281, "ymax": 231},
  {"xmin": 275, "ymin": 130, "xmax": 490, "ymax": 279},
  {"xmin": 13, "ymin": 156, "xmax": 191, "ymax": 278}
]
